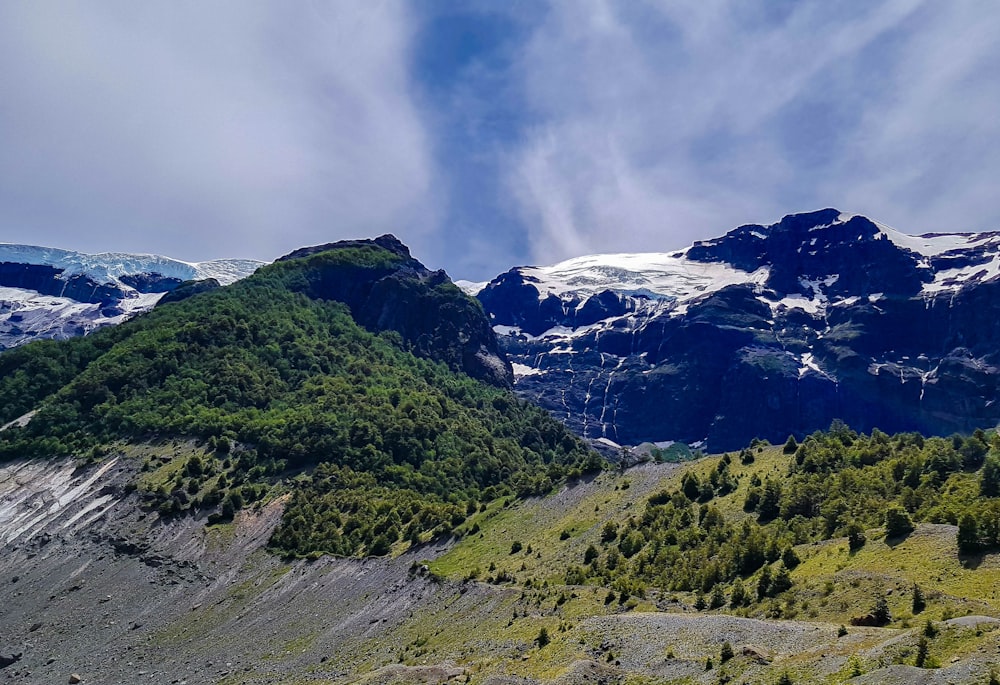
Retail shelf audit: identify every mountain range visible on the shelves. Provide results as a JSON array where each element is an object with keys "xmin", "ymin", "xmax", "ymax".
[
  {"xmin": 8, "ymin": 208, "xmax": 1000, "ymax": 453},
  {"xmin": 3, "ymin": 222, "xmax": 1000, "ymax": 684},
  {"xmin": 468, "ymin": 208, "xmax": 1000, "ymax": 450}
]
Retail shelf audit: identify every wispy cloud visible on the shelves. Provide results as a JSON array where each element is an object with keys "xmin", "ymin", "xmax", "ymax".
[
  {"xmin": 0, "ymin": 1, "xmax": 439, "ymax": 261},
  {"xmin": 1, "ymin": 2, "xmax": 999, "ymax": 278},
  {"xmin": 506, "ymin": 0, "xmax": 1000, "ymax": 264}
]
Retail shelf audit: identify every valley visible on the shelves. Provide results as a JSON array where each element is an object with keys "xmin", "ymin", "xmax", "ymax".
[{"xmin": 4, "ymin": 441, "xmax": 1000, "ymax": 684}]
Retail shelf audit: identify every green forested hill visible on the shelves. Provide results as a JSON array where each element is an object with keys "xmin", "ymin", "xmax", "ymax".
[
  {"xmin": 437, "ymin": 423, "xmax": 1000, "ymax": 626},
  {"xmin": 580, "ymin": 426, "xmax": 1000, "ymax": 606},
  {"xmin": 0, "ymin": 240, "xmax": 600, "ymax": 556}
]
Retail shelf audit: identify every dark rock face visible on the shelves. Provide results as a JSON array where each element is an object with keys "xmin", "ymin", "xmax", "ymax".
[
  {"xmin": 276, "ymin": 235, "xmax": 513, "ymax": 388},
  {"xmin": 0, "ymin": 263, "xmax": 128, "ymax": 304},
  {"xmin": 156, "ymin": 279, "xmax": 222, "ymax": 306},
  {"xmin": 119, "ymin": 273, "xmax": 184, "ymax": 293},
  {"xmin": 477, "ymin": 209, "xmax": 1000, "ymax": 451},
  {"xmin": 686, "ymin": 210, "xmax": 931, "ymax": 298}
]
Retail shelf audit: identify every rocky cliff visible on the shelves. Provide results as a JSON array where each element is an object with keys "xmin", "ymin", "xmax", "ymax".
[
  {"xmin": 275, "ymin": 234, "xmax": 512, "ymax": 387},
  {"xmin": 472, "ymin": 209, "xmax": 1000, "ymax": 451}
]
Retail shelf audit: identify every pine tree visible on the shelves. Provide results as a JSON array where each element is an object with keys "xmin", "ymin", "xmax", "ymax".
[
  {"xmin": 709, "ymin": 584, "xmax": 726, "ymax": 609},
  {"xmin": 770, "ymin": 563, "xmax": 793, "ymax": 595},
  {"xmin": 981, "ymin": 455, "xmax": 1000, "ymax": 497},
  {"xmin": 758, "ymin": 479, "xmax": 782, "ymax": 521},
  {"xmin": 872, "ymin": 593, "xmax": 891, "ymax": 626},
  {"xmin": 720, "ymin": 641, "xmax": 734, "ymax": 663},
  {"xmin": 958, "ymin": 513, "xmax": 980, "ymax": 555},
  {"xmin": 729, "ymin": 578, "xmax": 747, "ymax": 608},
  {"xmin": 782, "ymin": 435, "xmax": 798, "ymax": 454},
  {"xmin": 912, "ymin": 583, "xmax": 926, "ymax": 614},
  {"xmin": 846, "ymin": 522, "xmax": 866, "ymax": 551},
  {"xmin": 915, "ymin": 636, "xmax": 929, "ymax": 667},
  {"xmin": 535, "ymin": 627, "xmax": 550, "ymax": 648},
  {"xmin": 682, "ymin": 472, "xmax": 701, "ymax": 500},
  {"xmin": 757, "ymin": 565, "xmax": 773, "ymax": 600}
]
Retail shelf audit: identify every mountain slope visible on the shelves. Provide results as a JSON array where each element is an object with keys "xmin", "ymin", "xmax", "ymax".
[
  {"xmin": 0, "ymin": 242, "xmax": 264, "ymax": 351},
  {"xmin": 0, "ymin": 236, "xmax": 598, "ymax": 557},
  {"xmin": 473, "ymin": 209, "xmax": 1000, "ymax": 450},
  {"xmin": 5, "ymin": 430, "xmax": 1000, "ymax": 684}
]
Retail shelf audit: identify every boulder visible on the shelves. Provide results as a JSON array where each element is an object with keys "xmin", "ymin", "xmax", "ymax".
[{"xmin": 0, "ymin": 648, "xmax": 22, "ymax": 668}]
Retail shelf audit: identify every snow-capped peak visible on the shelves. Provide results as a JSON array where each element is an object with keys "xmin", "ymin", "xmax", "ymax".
[
  {"xmin": 863, "ymin": 219, "xmax": 1000, "ymax": 258},
  {"xmin": 0, "ymin": 243, "xmax": 266, "ymax": 352},
  {"xmin": 0, "ymin": 243, "xmax": 265, "ymax": 286},
  {"xmin": 510, "ymin": 251, "xmax": 769, "ymax": 303}
]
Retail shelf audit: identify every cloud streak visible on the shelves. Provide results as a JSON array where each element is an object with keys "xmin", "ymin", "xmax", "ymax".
[
  {"xmin": 0, "ymin": 1, "xmax": 438, "ymax": 261},
  {"xmin": 506, "ymin": 0, "xmax": 1000, "ymax": 265},
  {"xmin": 1, "ymin": 2, "xmax": 999, "ymax": 279}
]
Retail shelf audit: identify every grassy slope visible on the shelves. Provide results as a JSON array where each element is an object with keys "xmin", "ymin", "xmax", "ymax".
[{"xmin": 408, "ymin": 448, "xmax": 1000, "ymax": 684}]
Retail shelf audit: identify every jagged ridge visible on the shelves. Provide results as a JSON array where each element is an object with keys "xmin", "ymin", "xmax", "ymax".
[{"xmin": 474, "ymin": 209, "xmax": 1000, "ymax": 450}]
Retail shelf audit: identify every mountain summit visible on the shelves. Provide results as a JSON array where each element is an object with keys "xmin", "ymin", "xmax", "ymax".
[{"xmin": 473, "ymin": 209, "xmax": 1000, "ymax": 450}]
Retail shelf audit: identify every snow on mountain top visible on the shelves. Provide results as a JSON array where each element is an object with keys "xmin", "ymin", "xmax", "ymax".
[
  {"xmin": 0, "ymin": 243, "xmax": 265, "ymax": 286},
  {"xmin": 499, "ymin": 212, "xmax": 1000, "ymax": 305},
  {"xmin": 516, "ymin": 251, "xmax": 770, "ymax": 303},
  {"xmin": 827, "ymin": 213, "xmax": 1000, "ymax": 257},
  {"xmin": 455, "ymin": 280, "xmax": 487, "ymax": 297}
]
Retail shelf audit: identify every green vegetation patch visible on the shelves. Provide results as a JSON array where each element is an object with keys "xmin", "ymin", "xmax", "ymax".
[{"xmin": 0, "ymin": 243, "xmax": 602, "ymax": 558}]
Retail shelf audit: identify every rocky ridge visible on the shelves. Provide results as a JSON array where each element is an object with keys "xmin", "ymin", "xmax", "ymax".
[
  {"xmin": 470, "ymin": 209, "xmax": 1000, "ymax": 450},
  {"xmin": 274, "ymin": 234, "xmax": 512, "ymax": 387}
]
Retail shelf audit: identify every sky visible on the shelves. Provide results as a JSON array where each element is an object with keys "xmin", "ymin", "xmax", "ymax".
[{"xmin": 1, "ymin": 1, "xmax": 1000, "ymax": 281}]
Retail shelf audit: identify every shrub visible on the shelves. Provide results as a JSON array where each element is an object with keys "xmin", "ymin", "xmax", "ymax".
[
  {"xmin": 846, "ymin": 522, "xmax": 866, "ymax": 551},
  {"xmin": 720, "ymin": 641, "xmax": 734, "ymax": 663},
  {"xmin": 884, "ymin": 506, "xmax": 914, "ymax": 539},
  {"xmin": 535, "ymin": 627, "xmax": 550, "ymax": 648}
]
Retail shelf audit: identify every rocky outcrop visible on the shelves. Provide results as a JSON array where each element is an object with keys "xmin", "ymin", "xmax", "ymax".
[
  {"xmin": 156, "ymin": 278, "xmax": 222, "ymax": 306},
  {"xmin": 0, "ymin": 648, "xmax": 22, "ymax": 668},
  {"xmin": 0, "ymin": 263, "xmax": 128, "ymax": 304},
  {"xmin": 275, "ymin": 235, "xmax": 513, "ymax": 387},
  {"xmin": 476, "ymin": 209, "xmax": 1000, "ymax": 450}
]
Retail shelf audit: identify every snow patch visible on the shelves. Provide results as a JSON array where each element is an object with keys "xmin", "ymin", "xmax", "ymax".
[
  {"xmin": 798, "ymin": 353, "xmax": 832, "ymax": 380},
  {"xmin": 514, "ymin": 252, "xmax": 770, "ymax": 305},
  {"xmin": 511, "ymin": 362, "xmax": 544, "ymax": 378},
  {"xmin": 0, "ymin": 243, "xmax": 264, "ymax": 287},
  {"xmin": 922, "ymin": 256, "xmax": 1000, "ymax": 294},
  {"xmin": 868, "ymin": 220, "xmax": 1000, "ymax": 258},
  {"xmin": 775, "ymin": 294, "xmax": 823, "ymax": 315},
  {"xmin": 455, "ymin": 280, "xmax": 487, "ymax": 296},
  {"xmin": 0, "ymin": 286, "xmax": 167, "ymax": 350}
]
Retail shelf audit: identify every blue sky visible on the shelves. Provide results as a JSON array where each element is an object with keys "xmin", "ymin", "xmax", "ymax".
[{"xmin": 1, "ymin": 1, "xmax": 1000, "ymax": 281}]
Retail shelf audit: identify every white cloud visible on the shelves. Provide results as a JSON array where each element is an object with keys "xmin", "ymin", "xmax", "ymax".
[
  {"xmin": 0, "ymin": 1, "xmax": 439, "ymax": 261},
  {"xmin": 508, "ymin": 0, "xmax": 1000, "ymax": 264}
]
